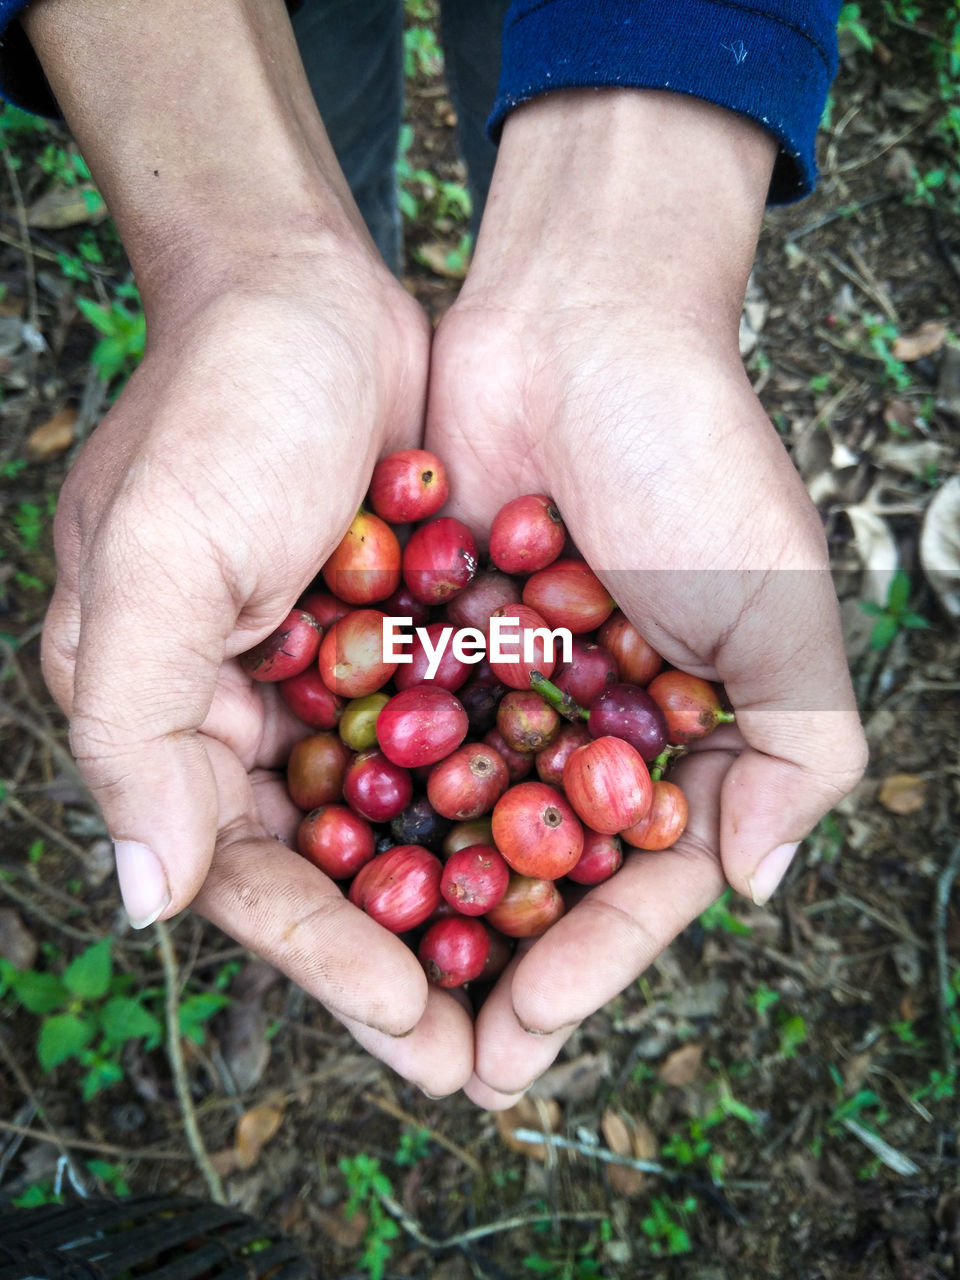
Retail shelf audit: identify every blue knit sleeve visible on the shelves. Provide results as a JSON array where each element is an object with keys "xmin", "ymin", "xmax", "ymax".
[
  {"xmin": 1, "ymin": 0, "xmax": 840, "ymax": 201},
  {"xmin": 0, "ymin": 0, "xmax": 55, "ymax": 115},
  {"xmin": 490, "ymin": 1, "xmax": 843, "ymax": 203}
]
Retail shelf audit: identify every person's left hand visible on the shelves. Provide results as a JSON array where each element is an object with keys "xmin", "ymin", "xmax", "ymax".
[{"xmin": 423, "ymin": 90, "xmax": 867, "ymax": 1108}]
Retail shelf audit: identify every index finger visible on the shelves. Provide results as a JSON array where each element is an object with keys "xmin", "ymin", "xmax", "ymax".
[{"xmin": 468, "ymin": 748, "xmax": 731, "ymax": 1101}]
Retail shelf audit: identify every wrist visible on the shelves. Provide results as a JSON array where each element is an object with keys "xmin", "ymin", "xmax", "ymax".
[
  {"xmin": 466, "ymin": 90, "xmax": 776, "ymax": 337},
  {"xmin": 23, "ymin": 0, "xmax": 383, "ymax": 322}
]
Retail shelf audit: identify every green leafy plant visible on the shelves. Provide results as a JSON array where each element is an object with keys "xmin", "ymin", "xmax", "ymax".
[
  {"xmin": 0, "ymin": 937, "xmax": 229, "ymax": 1099},
  {"xmin": 863, "ymin": 314, "xmax": 912, "ymax": 391},
  {"xmin": 0, "ymin": 102, "xmax": 50, "ymax": 143},
  {"xmin": 660, "ymin": 1081, "xmax": 760, "ymax": 1185},
  {"xmin": 639, "ymin": 1194, "xmax": 696, "ymax": 1257},
  {"xmin": 12, "ymin": 500, "xmax": 47, "ymax": 552},
  {"xmin": 396, "ymin": 125, "xmax": 471, "ymax": 231},
  {"xmin": 524, "ymin": 1218, "xmax": 611, "ymax": 1279},
  {"xmin": 807, "ymin": 811, "xmax": 845, "ymax": 863},
  {"xmin": 750, "ymin": 983, "xmax": 780, "ymax": 1016},
  {"xmin": 85, "ymin": 1159, "xmax": 131, "ymax": 1196},
  {"xmin": 860, "ymin": 570, "xmax": 931, "ymax": 650},
  {"xmin": 907, "ymin": 164, "xmax": 949, "ymax": 207},
  {"xmin": 523, "ymin": 1246, "xmax": 607, "ymax": 1278},
  {"xmin": 338, "ymin": 1153, "xmax": 400, "ymax": 1280},
  {"xmin": 777, "ymin": 1012, "xmax": 808, "ymax": 1060},
  {"xmin": 837, "ymin": 3, "xmax": 875, "ymax": 50},
  {"xmin": 0, "ymin": 938, "xmax": 160, "ymax": 1098},
  {"xmin": 403, "ymin": 24, "xmax": 443, "ymax": 79},
  {"xmin": 911, "ymin": 1067, "xmax": 956, "ymax": 1104},
  {"xmin": 393, "ymin": 1125, "xmax": 432, "ymax": 1166},
  {"xmin": 699, "ymin": 888, "xmax": 752, "ymax": 936},
  {"xmin": 76, "ymin": 291, "xmax": 146, "ymax": 387}
]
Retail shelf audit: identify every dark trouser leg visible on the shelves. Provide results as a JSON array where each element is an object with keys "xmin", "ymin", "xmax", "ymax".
[
  {"xmin": 437, "ymin": 0, "xmax": 511, "ymax": 237},
  {"xmin": 291, "ymin": 0, "xmax": 405, "ymax": 272}
]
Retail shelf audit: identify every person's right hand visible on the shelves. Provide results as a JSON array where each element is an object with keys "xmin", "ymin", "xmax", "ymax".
[{"xmin": 40, "ymin": 245, "xmax": 474, "ymax": 1092}]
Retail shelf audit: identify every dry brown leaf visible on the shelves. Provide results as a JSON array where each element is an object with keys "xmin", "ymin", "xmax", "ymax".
[
  {"xmin": 878, "ymin": 773, "xmax": 927, "ymax": 815},
  {"xmin": 414, "ymin": 240, "xmax": 469, "ymax": 279},
  {"xmin": 209, "ymin": 1147, "xmax": 239, "ymax": 1178},
  {"xmin": 875, "ymin": 434, "xmax": 945, "ymax": 476},
  {"xmin": 26, "ymin": 184, "xmax": 108, "ymax": 229},
  {"xmin": 842, "ymin": 1051, "xmax": 872, "ymax": 1094},
  {"xmin": 658, "ymin": 1042, "xmax": 704, "ymax": 1087},
  {"xmin": 600, "ymin": 1111, "xmax": 655, "ymax": 1198},
  {"xmin": 920, "ymin": 475, "xmax": 960, "ymax": 621},
  {"xmin": 632, "ymin": 1118, "xmax": 658, "ymax": 1163},
  {"xmin": 314, "ymin": 1205, "xmax": 368, "ymax": 1249},
  {"xmin": 220, "ymin": 962, "xmax": 280, "ymax": 1092},
  {"xmin": 600, "ymin": 1110, "xmax": 632, "ymax": 1156},
  {"xmin": 25, "ymin": 407, "xmax": 76, "ymax": 461},
  {"xmin": 607, "ymin": 1163, "xmax": 646, "ymax": 1198},
  {"xmin": 428, "ymin": 1256, "xmax": 472, "ymax": 1280},
  {"xmin": 0, "ymin": 908, "xmax": 38, "ymax": 970},
  {"xmin": 846, "ymin": 504, "xmax": 899, "ymax": 605},
  {"xmin": 528, "ymin": 1050, "xmax": 611, "ymax": 1102},
  {"xmin": 900, "ymin": 993, "xmax": 918, "ymax": 1022},
  {"xmin": 234, "ymin": 1102, "xmax": 284, "ymax": 1170},
  {"xmin": 891, "ymin": 321, "xmax": 947, "ymax": 362},
  {"xmin": 495, "ymin": 1095, "xmax": 561, "ymax": 1160}
]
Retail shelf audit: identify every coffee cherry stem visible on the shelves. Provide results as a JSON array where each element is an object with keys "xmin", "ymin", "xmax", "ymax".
[
  {"xmin": 650, "ymin": 744, "xmax": 688, "ymax": 782},
  {"xmin": 717, "ymin": 710, "xmax": 736, "ymax": 724},
  {"xmin": 529, "ymin": 671, "xmax": 588, "ymax": 723}
]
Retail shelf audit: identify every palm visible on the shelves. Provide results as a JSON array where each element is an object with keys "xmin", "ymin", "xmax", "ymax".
[
  {"xmin": 42, "ymin": 270, "xmax": 485, "ymax": 1096},
  {"xmin": 426, "ymin": 300, "xmax": 862, "ymax": 1106}
]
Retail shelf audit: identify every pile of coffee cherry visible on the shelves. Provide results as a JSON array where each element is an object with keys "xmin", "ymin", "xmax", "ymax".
[{"xmin": 240, "ymin": 450, "xmax": 733, "ymax": 989}]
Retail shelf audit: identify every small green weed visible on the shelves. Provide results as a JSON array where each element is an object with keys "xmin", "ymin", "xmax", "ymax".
[
  {"xmin": 807, "ymin": 811, "xmax": 845, "ymax": 863},
  {"xmin": 860, "ymin": 569, "xmax": 930, "ymax": 650},
  {"xmin": 396, "ymin": 124, "xmax": 471, "ymax": 231},
  {"xmin": 523, "ymin": 1248, "xmax": 607, "ymax": 1278},
  {"xmin": 0, "ymin": 103, "xmax": 50, "ymax": 143},
  {"xmin": 699, "ymin": 888, "xmax": 752, "ymax": 936},
  {"xmin": 864, "ymin": 315, "xmax": 912, "ymax": 391},
  {"xmin": 77, "ymin": 292, "xmax": 146, "ymax": 387},
  {"xmin": 750, "ymin": 983, "xmax": 780, "ymax": 1017},
  {"xmin": 837, "ymin": 4, "xmax": 875, "ymax": 50},
  {"xmin": 777, "ymin": 1012, "xmax": 808, "ymax": 1060},
  {"xmin": 640, "ymin": 1194, "xmax": 696, "ymax": 1257},
  {"xmin": 339, "ymin": 1153, "xmax": 399, "ymax": 1280},
  {"xmin": 0, "ymin": 938, "xmax": 229, "ymax": 1099},
  {"xmin": 911, "ymin": 1067, "xmax": 956, "ymax": 1104},
  {"xmin": 403, "ymin": 24, "xmax": 443, "ymax": 78},
  {"xmin": 12, "ymin": 497, "xmax": 54, "ymax": 552},
  {"xmin": 393, "ymin": 1125, "xmax": 432, "ymax": 1166}
]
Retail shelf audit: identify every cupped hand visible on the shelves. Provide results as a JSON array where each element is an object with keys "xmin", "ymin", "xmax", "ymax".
[
  {"xmin": 424, "ymin": 91, "xmax": 868, "ymax": 1106},
  {"xmin": 41, "ymin": 248, "xmax": 474, "ymax": 1090}
]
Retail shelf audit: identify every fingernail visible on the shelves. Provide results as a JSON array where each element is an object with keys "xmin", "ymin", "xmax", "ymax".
[
  {"xmin": 518, "ymin": 1019, "xmax": 578, "ymax": 1038},
  {"xmin": 388, "ymin": 1023, "xmax": 418, "ymax": 1039},
  {"xmin": 749, "ymin": 842, "xmax": 800, "ymax": 906},
  {"xmin": 114, "ymin": 840, "xmax": 171, "ymax": 928}
]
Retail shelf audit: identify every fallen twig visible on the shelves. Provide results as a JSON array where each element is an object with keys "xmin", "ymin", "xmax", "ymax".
[
  {"xmin": 362, "ymin": 1090, "xmax": 483, "ymax": 1176},
  {"xmin": 377, "ymin": 1189, "xmax": 607, "ymax": 1251},
  {"xmin": 934, "ymin": 840, "xmax": 960, "ymax": 1076},
  {"xmin": 1, "ymin": 144, "xmax": 40, "ymax": 344},
  {"xmin": 0, "ymin": 1118, "xmax": 189, "ymax": 1163},
  {"xmin": 155, "ymin": 919, "xmax": 227, "ymax": 1203},
  {"xmin": 0, "ymin": 1033, "xmax": 93, "ymax": 1196}
]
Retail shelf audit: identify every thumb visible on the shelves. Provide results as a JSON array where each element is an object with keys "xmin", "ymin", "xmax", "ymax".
[
  {"xmin": 714, "ymin": 575, "xmax": 868, "ymax": 904},
  {"xmin": 58, "ymin": 533, "xmax": 235, "ymax": 928},
  {"xmin": 719, "ymin": 728, "xmax": 864, "ymax": 905}
]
